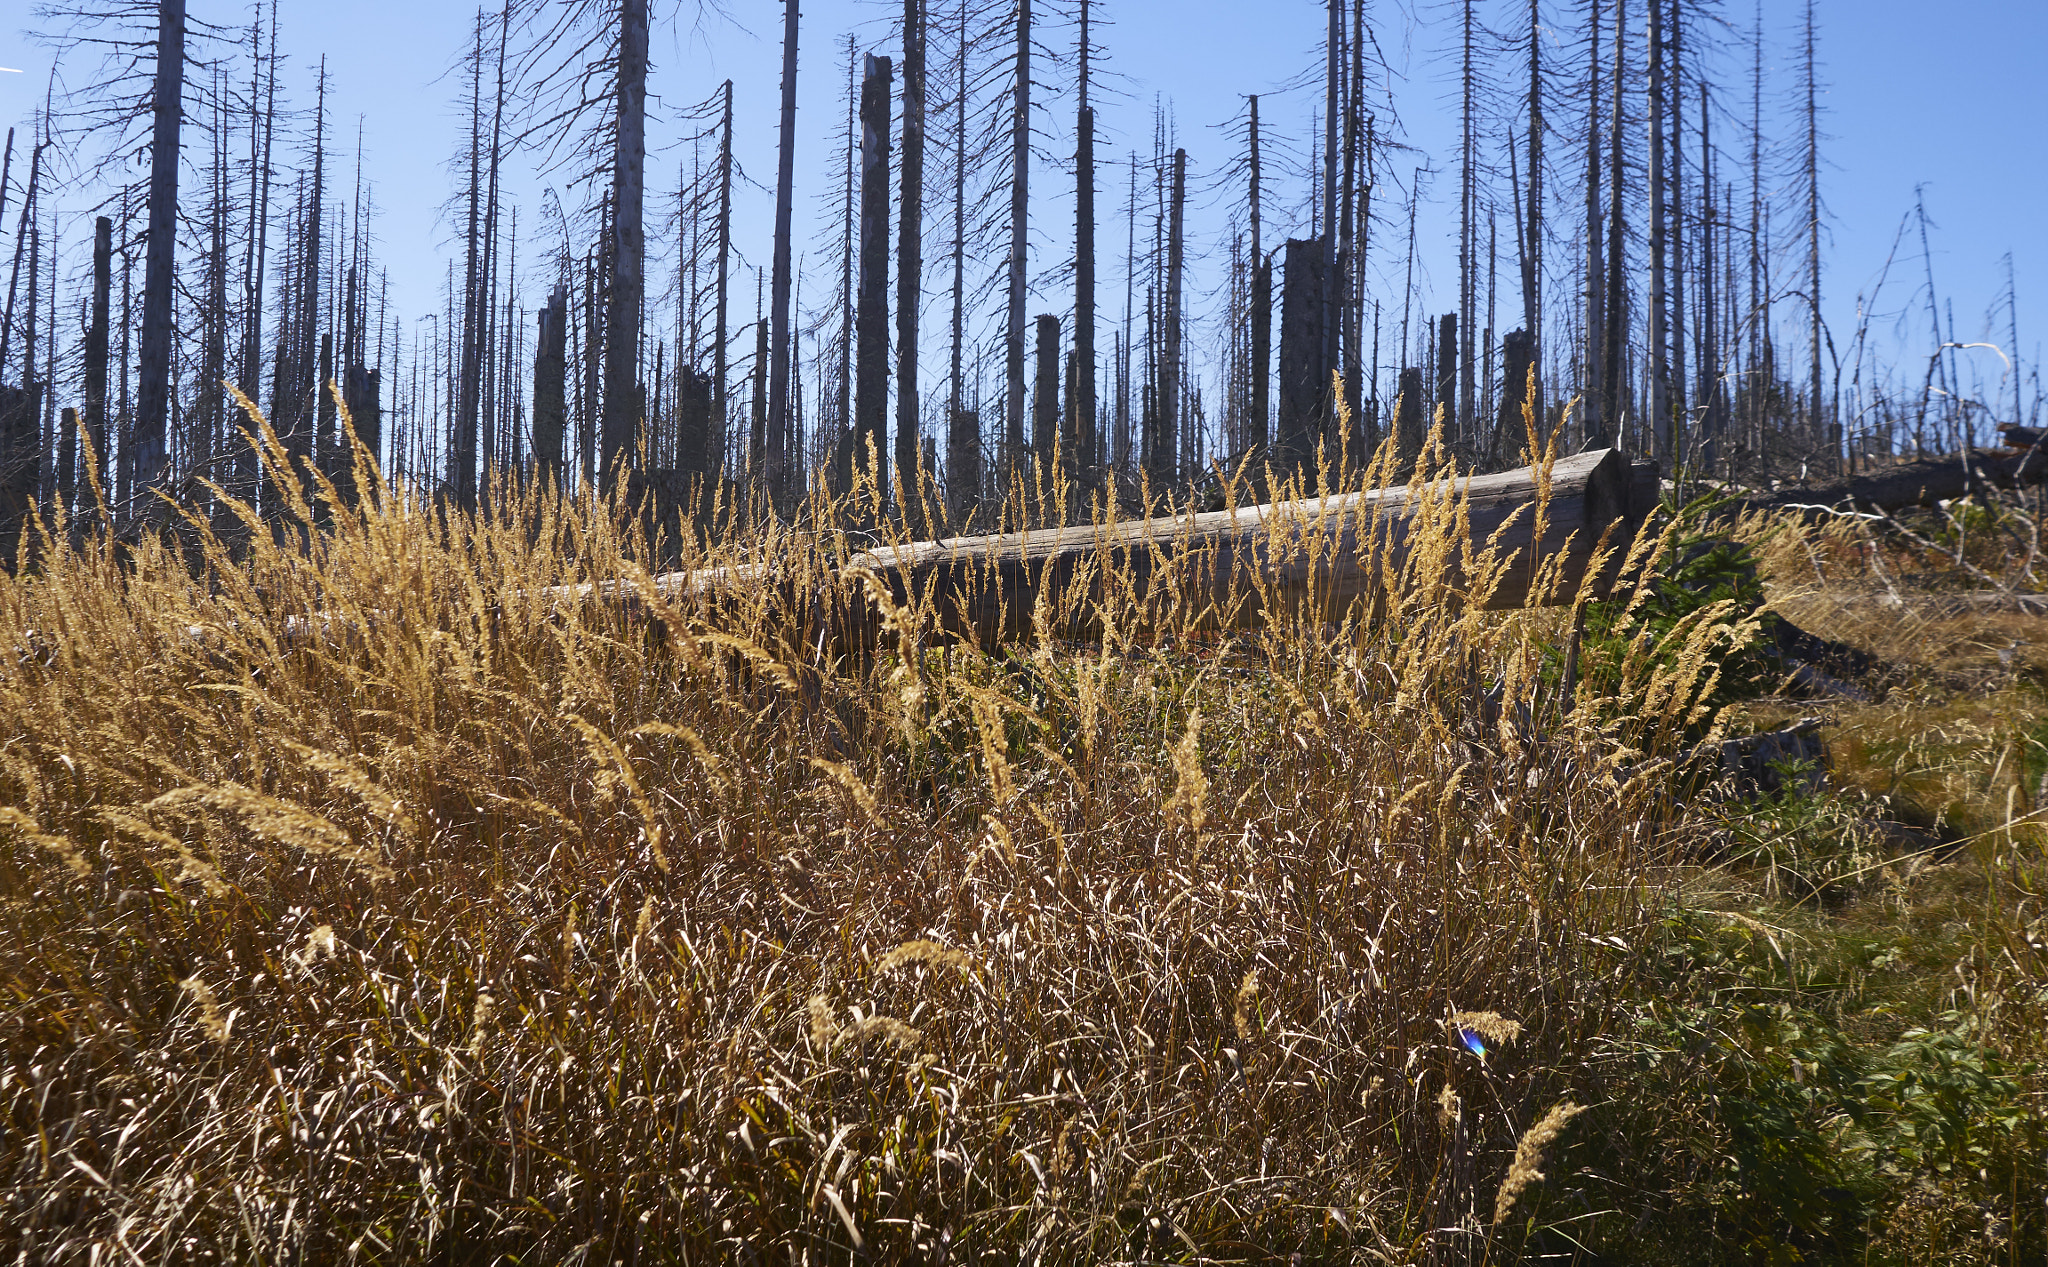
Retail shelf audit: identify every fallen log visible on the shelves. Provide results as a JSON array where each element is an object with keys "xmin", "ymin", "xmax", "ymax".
[
  {"xmin": 637, "ymin": 447, "xmax": 1656, "ymax": 652},
  {"xmin": 1740, "ymin": 449, "xmax": 2045, "ymax": 516}
]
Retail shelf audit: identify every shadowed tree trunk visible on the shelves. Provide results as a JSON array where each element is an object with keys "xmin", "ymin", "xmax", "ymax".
[
  {"xmin": 1153, "ymin": 147, "xmax": 1185, "ymax": 489},
  {"xmin": 132, "ymin": 0, "xmax": 187, "ymax": 509},
  {"xmin": 852, "ymin": 54, "xmax": 893, "ymax": 501},
  {"xmin": 1248, "ymin": 95, "xmax": 1269, "ymax": 458},
  {"xmin": 84, "ymin": 216, "xmax": 111, "ymax": 500},
  {"xmin": 769, "ymin": 0, "xmax": 799, "ymax": 494},
  {"xmin": 1034, "ymin": 314, "xmax": 1059, "ymax": 462},
  {"xmin": 533, "ymin": 283, "xmax": 568, "ymax": 479},
  {"xmin": 896, "ymin": 0, "xmax": 925, "ymax": 515},
  {"xmin": 1277, "ymin": 237, "xmax": 1331, "ymax": 475},
  {"xmin": 1072, "ymin": 0, "xmax": 1096, "ymax": 476},
  {"xmin": 1004, "ymin": 0, "xmax": 1031, "ymax": 471},
  {"xmin": 601, "ymin": 0, "xmax": 649, "ymax": 489}
]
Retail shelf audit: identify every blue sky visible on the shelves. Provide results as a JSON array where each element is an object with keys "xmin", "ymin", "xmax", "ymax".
[{"xmin": 3, "ymin": 0, "xmax": 2043, "ymax": 427}]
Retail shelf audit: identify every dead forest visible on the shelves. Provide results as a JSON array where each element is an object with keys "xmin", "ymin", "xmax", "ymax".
[{"xmin": 0, "ymin": 0, "xmax": 2034, "ymax": 547}]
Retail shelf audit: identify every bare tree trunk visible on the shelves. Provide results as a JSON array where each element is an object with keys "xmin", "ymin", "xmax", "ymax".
[
  {"xmin": 132, "ymin": 0, "xmax": 187, "ymax": 507},
  {"xmin": 1803, "ymin": 0, "xmax": 1826, "ymax": 469},
  {"xmin": 1072, "ymin": 0, "xmax": 1095, "ymax": 476},
  {"xmin": 1277, "ymin": 237, "xmax": 1330, "ymax": 474},
  {"xmin": 1154, "ymin": 148, "xmax": 1185, "ymax": 490},
  {"xmin": 1034, "ymin": 313, "xmax": 1059, "ymax": 462},
  {"xmin": 1458, "ymin": 0, "xmax": 1477, "ymax": 446},
  {"xmin": 853, "ymin": 55, "xmax": 894, "ymax": 502},
  {"xmin": 533, "ymin": 283, "xmax": 568, "ymax": 479},
  {"xmin": 767, "ymin": 0, "xmax": 799, "ymax": 495},
  {"xmin": 1603, "ymin": 0, "xmax": 1629, "ymax": 448},
  {"xmin": 1004, "ymin": 0, "xmax": 1032, "ymax": 472},
  {"xmin": 1321, "ymin": 0, "xmax": 1340, "ymax": 418},
  {"xmin": 1668, "ymin": 0, "xmax": 1688, "ymax": 454},
  {"xmin": 714, "ymin": 80, "xmax": 733, "ymax": 477},
  {"xmin": 1648, "ymin": 0, "xmax": 1669, "ymax": 459},
  {"xmin": 1582, "ymin": 0, "xmax": 1607, "ymax": 447},
  {"xmin": 897, "ymin": 0, "xmax": 925, "ymax": 514},
  {"xmin": 600, "ymin": 0, "xmax": 648, "ymax": 489},
  {"xmin": 1248, "ymin": 95, "xmax": 1269, "ymax": 458},
  {"xmin": 947, "ymin": 0, "xmax": 977, "ymax": 516},
  {"xmin": 85, "ymin": 216, "xmax": 111, "ymax": 497}
]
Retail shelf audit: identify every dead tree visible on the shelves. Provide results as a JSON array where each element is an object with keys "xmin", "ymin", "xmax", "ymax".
[
  {"xmin": 1152, "ymin": 147, "xmax": 1185, "ymax": 490},
  {"xmin": 769, "ymin": 0, "xmax": 799, "ymax": 494},
  {"xmin": 1248, "ymin": 95, "xmax": 1270, "ymax": 458},
  {"xmin": 1277, "ymin": 238, "xmax": 1331, "ymax": 475},
  {"xmin": 1003, "ymin": 0, "xmax": 1032, "ymax": 470},
  {"xmin": 598, "ymin": 0, "xmax": 649, "ymax": 489},
  {"xmin": 532, "ymin": 283, "xmax": 568, "ymax": 477},
  {"xmin": 132, "ymin": 0, "xmax": 187, "ymax": 508},
  {"xmin": 852, "ymin": 54, "xmax": 894, "ymax": 499},
  {"xmin": 896, "ymin": 0, "xmax": 926, "ymax": 512},
  {"xmin": 1072, "ymin": 0, "xmax": 1096, "ymax": 475}
]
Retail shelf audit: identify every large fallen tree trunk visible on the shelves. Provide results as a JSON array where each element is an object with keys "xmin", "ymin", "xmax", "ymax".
[
  {"xmin": 1739, "ymin": 449, "xmax": 2045, "ymax": 515},
  {"xmin": 644, "ymin": 447, "xmax": 1656, "ymax": 653}
]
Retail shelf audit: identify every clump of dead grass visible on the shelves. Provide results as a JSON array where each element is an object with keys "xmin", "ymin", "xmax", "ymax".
[{"xmin": 0, "ymin": 397, "xmax": 1732, "ymax": 1261}]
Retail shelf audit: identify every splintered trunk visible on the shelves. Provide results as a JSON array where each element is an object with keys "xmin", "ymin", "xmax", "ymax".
[
  {"xmin": 897, "ymin": 0, "xmax": 925, "ymax": 510},
  {"xmin": 533, "ymin": 283, "xmax": 568, "ymax": 478},
  {"xmin": 133, "ymin": 0, "xmax": 187, "ymax": 505},
  {"xmin": 1004, "ymin": 0, "xmax": 1032, "ymax": 468},
  {"xmin": 1393, "ymin": 366, "xmax": 1425, "ymax": 469},
  {"xmin": 342, "ymin": 364, "xmax": 380, "ymax": 505},
  {"xmin": 601, "ymin": 0, "xmax": 649, "ymax": 488},
  {"xmin": 1277, "ymin": 237, "xmax": 1331, "ymax": 473},
  {"xmin": 853, "ymin": 55, "xmax": 894, "ymax": 499},
  {"xmin": 768, "ymin": 0, "xmax": 799, "ymax": 493},
  {"xmin": 1153, "ymin": 148, "xmax": 1186, "ymax": 490},
  {"xmin": 1436, "ymin": 313, "xmax": 1458, "ymax": 432},
  {"xmin": 1499, "ymin": 328, "xmax": 1535, "ymax": 453},
  {"xmin": 85, "ymin": 216, "xmax": 111, "ymax": 497},
  {"xmin": 1248, "ymin": 95, "xmax": 1269, "ymax": 456},
  {"xmin": 1034, "ymin": 314, "xmax": 1060, "ymax": 461}
]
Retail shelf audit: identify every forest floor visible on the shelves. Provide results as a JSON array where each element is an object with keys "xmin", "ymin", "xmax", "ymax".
[{"xmin": 0, "ymin": 458, "xmax": 2042, "ymax": 1265}]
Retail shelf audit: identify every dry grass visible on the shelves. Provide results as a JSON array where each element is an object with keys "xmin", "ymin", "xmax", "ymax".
[{"xmin": 0, "ymin": 403, "xmax": 1756, "ymax": 1263}]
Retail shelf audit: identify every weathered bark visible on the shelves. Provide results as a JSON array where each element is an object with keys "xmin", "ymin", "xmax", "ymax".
[
  {"xmin": 533, "ymin": 284, "xmax": 568, "ymax": 478},
  {"xmin": 1277, "ymin": 238, "xmax": 1331, "ymax": 474},
  {"xmin": 1153, "ymin": 148, "xmax": 1186, "ymax": 488},
  {"xmin": 1393, "ymin": 366, "xmax": 1426, "ymax": 469},
  {"xmin": 84, "ymin": 216, "xmax": 111, "ymax": 499},
  {"xmin": 852, "ymin": 55, "xmax": 894, "ymax": 500},
  {"xmin": 1073, "ymin": 45, "xmax": 1096, "ymax": 474},
  {"xmin": 1004, "ymin": 0, "xmax": 1032, "ymax": 470},
  {"xmin": 341, "ymin": 364, "xmax": 380, "ymax": 505},
  {"xmin": 1498, "ymin": 329, "xmax": 1535, "ymax": 453},
  {"xmin": 1436, "ymin": 313, "xmax": 1458, "ymax": 430},
  {"xmin": 0, "ymin": 385, "xmax": 34, "ymax": 563},
  {"xmin": 1648, "ymin": 0, "xmax": 1669, "ymax": 459},
  {"xmin": 897, "ymin": 0, "xmax": 926, "ymax": 510},
  {"xmin": 714, "ymin": 80, "xmax": 733, "ymax": 474},
  {"xmin": 1034, "ymin": 314, "xmax": 1060, "ymax": 460},
  {"xmin": 1248, "ymin": 96, "xmax": 1269, "ymax": 457},
  {"xmin": 768, "ymin": 0, "xmax": 799, "ymax": 493},
  {"xmin": 132, "ymin": 0, "xmax": 187, "ymax": 507},
  {"xmin": 600, "ymin": 0, "xmax": 649, "ymax": 488},
  {"xmin": 627, "ymin": 448, "xmax": 1651, "ymax": 655},
  {"xmin": 947, "ymin": 0, "xmax": 976, "ymax": 516}
]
